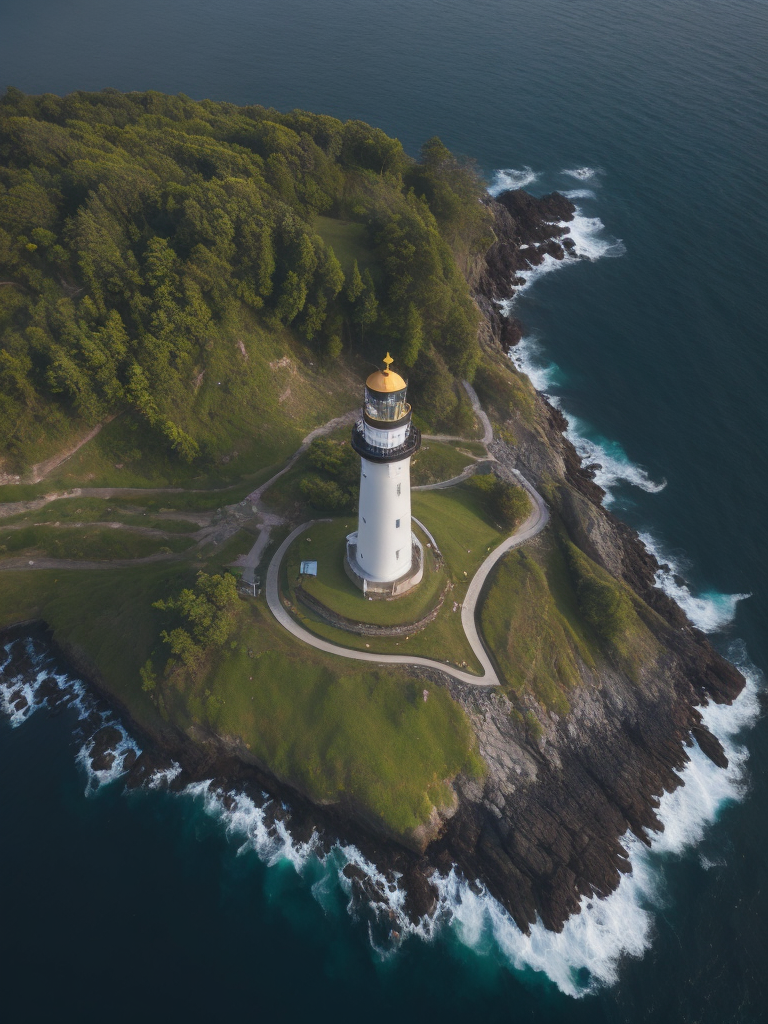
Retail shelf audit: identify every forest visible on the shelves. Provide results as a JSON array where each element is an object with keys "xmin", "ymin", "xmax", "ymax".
[{"xmin": 0, "ymin": 88, "xmax": 493, "ymax": 473}]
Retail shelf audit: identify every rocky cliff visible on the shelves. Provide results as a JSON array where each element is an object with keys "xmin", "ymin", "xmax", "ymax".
[{"xmin": 424, "ymin": 189, "xmax": 745, "ymax": 931}]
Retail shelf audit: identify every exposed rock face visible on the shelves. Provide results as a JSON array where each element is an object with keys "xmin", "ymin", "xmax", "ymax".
[
  {"xmin": 427, "ymin": 190, "xmax": 746, "ymax": 931},
  {"xmin": 472, "ymin": 190, "xmax": 578, "ymax": 350}
]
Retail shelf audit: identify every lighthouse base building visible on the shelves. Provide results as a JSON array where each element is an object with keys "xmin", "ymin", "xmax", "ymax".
[{"xmin": 345, "ymin": 355, "xmax": 423, "ymax": 599}]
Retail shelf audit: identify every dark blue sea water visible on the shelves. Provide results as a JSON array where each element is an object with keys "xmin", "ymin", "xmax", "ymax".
[{"xmin": 2, "ymin": 1, "xmax": 767, "ymax": 1019}]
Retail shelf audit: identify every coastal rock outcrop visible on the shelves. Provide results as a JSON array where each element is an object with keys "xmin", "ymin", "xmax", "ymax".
[{"xmin": 426, "ymin": 189, "xmax": 746, "ymax": 931}]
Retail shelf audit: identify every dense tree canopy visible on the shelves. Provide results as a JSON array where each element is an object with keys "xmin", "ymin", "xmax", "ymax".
[{"xmin": 0, "ymin": 88, "xmax": 491, "ymax": 471}]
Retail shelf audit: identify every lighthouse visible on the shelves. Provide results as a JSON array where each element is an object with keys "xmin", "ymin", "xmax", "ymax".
[{"xmin": 345, "ymin": 354, "xmax": 423, "ymax": 598}]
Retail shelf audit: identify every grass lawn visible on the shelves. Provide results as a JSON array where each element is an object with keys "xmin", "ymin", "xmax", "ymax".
[
  {"xmin": 121, "ymin": 480, "xmax": 268, "ymax": 512},
  {"xmin": 0, "ymin": 562, "xmax": 193, "ymax": 732},
  {"xmin": 198, "ymin": 527, "xmax": 261, "ymax": 571},
  {"xmin": 260, "ymin": 425, "xmax": 353, "ymax": 516},
  {"xmin": 411, "ymin": 442, "xmax": 475, "ymax": 486},
  {"xmin": 291, "ymin": 597, "xmax": 483, "ymax": 674},
  {"xmin": 0, "ymin": 525, "xmax": 195, "ymax": 561},
  {"xmin": 0, "ymin": 511, "xmax": 486, "ymax": 837},
  {"xmin": 263, "ymin": 438, "xmax": 483, "ymax": 520},
  {"xmin": 40, "ymin": 412, "xmax": 299, "ymax": 492},
  {"xmin": 277, "ymin": 485, "xmax": 509, "ymax": 672},
  {"xmin": 479, "ymin": 530, "xmax": 660, "ymax": 715},
  {"xmin": 0, "ymin": 466, "xmax": 277, "ymax": 511},
  {"xmin": 284, "ymin": 518, "xmax": 446, "ymax": 626},
  {"xmin": 163, "ymin": 596, "xmax": 483, "ymax": 837},
  {"xmin": 313, "ymin": 216, "xmax": 376, "ymax": 276},
  {"xmin": 450, "ymin": 440, "xmax": 488, "ymax": 458},
  {"xmin": 412, "ymin": 484, "xmax": 506, "ymax": 579}
]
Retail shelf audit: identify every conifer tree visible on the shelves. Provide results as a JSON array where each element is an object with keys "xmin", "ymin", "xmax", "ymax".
[
  {"xmin": 346, "ymin": 259, "xmax": 364, "ymax": 302},
  {"xmin": 401, "ymin": 303, "xmax": 423, "ymax": 367}
]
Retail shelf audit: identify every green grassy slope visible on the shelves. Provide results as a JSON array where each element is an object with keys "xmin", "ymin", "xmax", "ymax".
[{"xmin": 479, "ymin": 528, "xmax": 661, "ymax": 719}]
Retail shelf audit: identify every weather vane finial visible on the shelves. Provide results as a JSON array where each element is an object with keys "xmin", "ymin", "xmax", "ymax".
[{"xmin": 383, "ymin": 352, "xmax": 394, "ymax": 372}]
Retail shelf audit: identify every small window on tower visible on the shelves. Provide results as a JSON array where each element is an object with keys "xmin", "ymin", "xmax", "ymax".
[
  {"xmin": 396, "ymin": 483, "xmax": 401, "ymax": 496},
  {"xmin": 396, "ymin": 518, "xmax": 401, "ymax": 528},
  {"xmin": 396, "ymin": 549, "xmax": 400, "ymax": 560},
  {"xmin": 362, "ymin": 517, "xmax": 366, "ymax": 524}
]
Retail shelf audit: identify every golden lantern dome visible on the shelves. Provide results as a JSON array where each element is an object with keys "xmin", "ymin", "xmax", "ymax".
[{"xmin": 366, "ymin": 353, "xmax": 406, "ymax": 393}]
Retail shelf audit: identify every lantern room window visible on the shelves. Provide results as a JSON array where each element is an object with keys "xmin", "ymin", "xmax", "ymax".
[{"xmin": 365, "ymin": 386, "xmax": 409, "ymax": 423}]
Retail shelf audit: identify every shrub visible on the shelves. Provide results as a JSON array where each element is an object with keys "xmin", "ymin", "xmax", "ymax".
[
  {"xmin": 154, "ymin": 571, "xmax": 239, "ymax": 670},
  {"xmin": 469, "ymin": 473, "xmax": 530, "ymax": 529},
  {"xmin": 299, "ymin": 474, "xmax": 353, "ymax": 512},
  {"xmin": 565, "ymin": 544, "xmax": 636, "ymax": 643}
]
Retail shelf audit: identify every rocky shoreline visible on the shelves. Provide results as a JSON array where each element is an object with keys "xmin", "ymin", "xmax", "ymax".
[{"xmin": 0, "ymin": 186, "xmax": 746, "ymax": 936}]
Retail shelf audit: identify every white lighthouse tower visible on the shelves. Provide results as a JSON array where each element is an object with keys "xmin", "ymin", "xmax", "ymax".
[{"xmin": 345, "ymin": 354, "xmax": 423, "ymax": 598}]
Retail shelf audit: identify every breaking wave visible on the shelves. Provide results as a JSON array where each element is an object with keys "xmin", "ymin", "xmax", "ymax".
[
  {"xmin": 638, "ymin": 532, "xmax": 751, "ymax": 632},
  {"xmin": 562, "ymin": 188, "xmax": 596, "ymax": 199},
  {"xmin": 1, "ymin": 622, "xmax": 761, "ymax": 998},
  {"xmin": 489, "ymin": 162, "xmax": 760, "ymax": 993},
  {"xmin": 498, "ymin": 211, "xmax": 624, "ymax": 301},
  {"xmin": 562, "ymin": 166, "xmax": 598, "ymax": 180},
  {"xmin": 504, "ymin": 336, "xmax": 665, "ymax": 505},
  {"xmin": 564, "ymin": 416, "xmax": 667, "ymax": 504},
  {"xmin": 507, "ymin": 334, "xmax": 561, "ymax": 394},
  {"xmin": 0, "ymin": 637, "xmax": 140, "ymax": 794},
  {"xmin": 488, "ymin": 166, "xmax": 538, "ymax": 195},
  {"xmin": 167, "ymin": 644, "xmax": 762, "ymax": 998}
]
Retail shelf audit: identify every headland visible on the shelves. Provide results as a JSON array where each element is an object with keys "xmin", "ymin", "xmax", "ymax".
[{"xmin": 0, "ymin": 89, "xmax": 744, "ymax": 935}]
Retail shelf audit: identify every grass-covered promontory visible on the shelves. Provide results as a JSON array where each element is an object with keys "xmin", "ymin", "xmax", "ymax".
[
  {"xmin": 1, "ymin": 87, "xmax": 654, "ymax": 849},
  {"xmin": 479, "ymin": 527, "xmax": 661, "ymax": 722},
  {"xmin": 0, "ymin": 88, "xmax": 491, "ymax": 483},
  {"xmin": 0, "ymin": 563, "xmax": 483, "ymax": 836}
]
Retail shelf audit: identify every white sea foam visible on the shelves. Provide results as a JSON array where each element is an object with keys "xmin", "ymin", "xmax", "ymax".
[
  {"xmin": 76, "ymin": 725, "xmax": 141, "ymax": 796},
  {"xmin": 0, "ymin": 638, "xmax": 141, "ymax": 793},
  {"xmin": 1, "ymin": 572, "xmax": 759, "ymax": 995},
  {"xmin": 497, "ymin": 209, "xmax": 624, "ymax": 303},
  {"xmin": 563, "ymin": 415, "xmax": 667, "ymax": 504},
  {"xmin": 497, "ymin": 348, "xmax": 667, "ymax": 505},
  {"xmin": 562, "ymin": 188, "xmax": 597, "ymax": 200},
  {"xmin": 147, "ymin": 761, "xmax": 183, "ymax": 789},
  {"xmin": 562, "ymin": 166, "xmax": 597, "ymax": 181},
  {"xmin": 184, "ymin": 781, "xmax": 321, "ymax": 870},
  {"xmin": 488, "ymin": 166, "xmax": 538, "ymax": 195},
  {"xmin": 699, "ymin": 854, "xmax": 726, "ymax": 870},
  {"xmin": 175, "ymin": 645, "xmax": 760, "ymax": 998},
  {"xmin": 566, "ymin": 211, "xmax": 626, "ymax": 260},
  {"xmin": 507, "ymin": 334, "xmax": 561, "ymax": 393},
  {"xmin": 494, "ymin": 192, "xmax": 656, "ymax": 508},
  {"xmin": 0, "ymin": 638, "xmax": 85, "ymax": 727},
  {"xmin": 638, "ymin": 532, "xmax": 751, "ymax": 632},
  {"xmin": 423, "ymin": 646, "xmax": 762, "ymax": 997}
]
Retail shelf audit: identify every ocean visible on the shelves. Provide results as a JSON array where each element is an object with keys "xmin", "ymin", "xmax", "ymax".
[{"xmin": 1, "ymin": 1, "xmax": 767, "ymax": 1019}]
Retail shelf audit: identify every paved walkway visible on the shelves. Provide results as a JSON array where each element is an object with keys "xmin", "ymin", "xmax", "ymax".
[
  {"xmin": 422, "ymin": 380, "xmax": 494, "ymax": 447},
  {"xmin": 413, "ymin": 459, "xmax": 494, "ymax": 492},
  {"xmin": 265, "ymin": 468, "xmax": 549, "ymax": 688}
]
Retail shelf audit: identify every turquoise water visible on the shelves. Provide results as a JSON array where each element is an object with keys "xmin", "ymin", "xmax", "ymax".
[{"xmin": 1, "ymin": 1, "xmax": 767, "ymax": 1019}]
